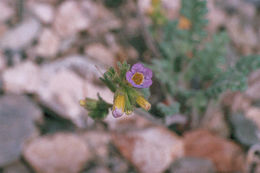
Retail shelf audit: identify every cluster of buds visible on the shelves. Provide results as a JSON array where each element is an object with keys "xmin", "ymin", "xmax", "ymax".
[{"xmin": 80, "ymin": 62, "xmax": 153, "ymax": 119}]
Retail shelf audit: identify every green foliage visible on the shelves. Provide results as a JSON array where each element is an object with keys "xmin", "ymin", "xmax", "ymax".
[
  {"xmin": 81, "ymin": 94, "xmax": 112, "ymax": 120},
  {"xmin": 81, "ymin": 62, "xmax": 152, "ymax": 119},
  {"xmin": 157, "ymin": 103, "xmax": 180, "ymax": 116},
  {"xmin": 149, "ymin": 0, "xmax": 260, "ymax": 120}
]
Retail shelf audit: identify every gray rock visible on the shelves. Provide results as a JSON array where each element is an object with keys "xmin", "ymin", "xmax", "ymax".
[
  {"xmin": 0, "ymin": 94, "xmax": 40, "ymax": 166},
  {"xmin": 3, "ymin": 161, "xmax": 30, "ymax": 173},
  {"xmin": 170, "ymin": 157, "xmax": 216, "ymax": 173},
  {"xmin": 0, "ymin": 18, "xmax": 41, "ymax": 50}
]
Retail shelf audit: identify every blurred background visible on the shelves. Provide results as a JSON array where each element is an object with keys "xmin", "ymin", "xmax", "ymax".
[{"xmin": 1, "ymin": 0, "xmax": 260, "ymax": 173}]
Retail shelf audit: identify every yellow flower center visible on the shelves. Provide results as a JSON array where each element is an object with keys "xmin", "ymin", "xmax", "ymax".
[{"xmin": 132, "ymin": 72, "xmax": 144, "ymax": 85}]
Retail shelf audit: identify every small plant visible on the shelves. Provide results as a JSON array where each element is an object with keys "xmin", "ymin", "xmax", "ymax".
[
  {"xmin": 148, "ymin": 0, "xmax": 260, "ymax": 126},
  {"xmin": 80, "ymin": 62, "xmax": 153, "ymax": 119}
]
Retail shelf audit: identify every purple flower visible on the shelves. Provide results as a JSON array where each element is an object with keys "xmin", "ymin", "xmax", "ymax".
[{"xmin": 126, "ymin": 63, "xmax": 152, "ymax": 88}]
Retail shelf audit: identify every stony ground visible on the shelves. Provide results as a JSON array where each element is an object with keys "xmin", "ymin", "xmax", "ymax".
[{"xmin": 1, "ymin": 0, "xmax": 260, "ymax": 173}]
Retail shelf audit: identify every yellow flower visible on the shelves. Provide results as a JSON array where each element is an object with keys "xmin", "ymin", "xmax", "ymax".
[
  {"xmin": 178, "ymin": 16, "xmax": 191, "ymax": 30},
  {"xmin": 112, "ymin": 94, "xmax": 125, "ymax": 118},
  {"xmin": 136, "ymin": 96, "xmax": 151, "ymax": 111}
]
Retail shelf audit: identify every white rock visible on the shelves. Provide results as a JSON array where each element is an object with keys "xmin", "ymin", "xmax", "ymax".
[
  {"xmin": 2, "ymin": 56, "xmax": 114, "ymax": 127},
  {"xmin": 2, "ymin": 61, "xmax": 41, "ymax": 93},
  {"xmin": 113, "ymin": 127, "xmax": 184, "ymax": 173},
  {"xmin": 23, "ymin": 133, "xmax": 90, "ymax": 173},
  {"xmin": 85, "ymin": 43, "xmax": 115, "ymax": 66},
  {"xmin": 36, "ymin": 29, "xmax": 60, "ymax": 58},
  {"xmin": 0, "ymin": 2, "xmax": 14, "ymax": 22},
  {"xmin": 31, "ymin": 3, "xmax": 54, "ymax": 24},
  {"xmin": 54, "ymin": 1, "xmax": 89, "ymax": 37},
  {"xmin": 0, "ymin": 18, "xmax": 41, "ymax": 50}
]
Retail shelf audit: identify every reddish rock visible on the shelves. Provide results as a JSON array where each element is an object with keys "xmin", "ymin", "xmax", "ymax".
[
  {"xmin": 184, "ymin": 129, "xmax": 245, "ymax": 173},
  {"xmin": 23, "ymin": 133, "xmax": 90, "ymax": 173},
  {"xmin": 113, "ymin": 126, "xmax": 184, "ymax": 173}
]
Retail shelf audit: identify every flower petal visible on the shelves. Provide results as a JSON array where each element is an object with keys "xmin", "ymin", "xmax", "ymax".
[
  {"xmin": 143, "ymin": 68, "xmax": 152, "ymax": 79},
  {"xmin": 140, "ymin": 79, "xmax": 152, "ymax": 88},
  {"xmin": 131, "ymin": 63, "xmax": 145, "ymax": 73},
  {"xmin": 112, "ymin": 108, "xmax": 124, "ymax": 118},
  {"xmin": 126, "ymin": 71, "xmax": 134, "ymax": 83}
]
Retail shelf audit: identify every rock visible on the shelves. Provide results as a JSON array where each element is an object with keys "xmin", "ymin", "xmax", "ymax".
[
  {"xmin": 80, "ymin": 1, "xmax": 121, "ymax": 35},
  {"xmin": 221, "ymin": 92, "xmax": 252, "ymax": 113},
  {"xmin": 201, "ymin": 102, "xmax": 229, "ymax": 138},
  {"xmin": 246, "ymin": 144, "xmax": 260, "ymax": 173},
  {"xmin": 207, "ymin": 0, "xmax": 227, "ymax": 32},
  {"xmin": 36, "ymin": 29, "xmax": 60, "ymax": 58},
  {"xmin": 84, "ymin": 167, "xmax": 110, "ymax": 173},
  {"xmin": 30, "ymin": 3, "xmax": 54, "ymax": 24},
  {"xmin": 2, "ymin": 57, "xmax": 114, "ymax": 127},
  {"xmin": 54, "ymin": 1, "xmax": 89, "ymax": 37},
  {"xmin": 230, "ymin": 113, "xmax": 260, "ymax": 146},
  {"xmin": 226, "ymin": 16, "xmax": 258, "ymax": 55},
  {"xmin": 81, "ymin": 131, "xmax": 111, "ymax": 160},
  {"xmin": 0, "ymin": 94, "xmax": 40, "ymax": 166},
  {"xmin": 184, "ymin": 129, "xmax": 245, "ymax": 172},
  {"xmin": 0, "ymin": 1, "xmax": 14, "ymax": 22},
  {"xmin": 3, "ymin": 161, "xmax": 30, "ymax": 173},
  {"xmin": 169, "ymin": 157, "xmax": 216, "ymax": 173},
  {"xmin": 2, "ymin": 61, "xmax": 41, "ymax": 94},
  {"xmin": 0, "ymin": 51, "xmax": 6, "ymax": 71},
  {"xmin": 113, "ymin": 126, "xmax": 184, "ymax": 173},
  {"xmin": 231, "ymin": 93, "xmax": 252, "ymax": 113},
  {"xmin": 246, "ymin": 80, "xmax": 260, "ymax": 101},
  {"xmin": 0, "ymin": 18, "xmax": 41, "ymax": 50},
  {"xmin": 246, "ymin": 107, "xmax": 260, "ymax": 130},
  {"xmin": 248, "ymin": 69, "xmax": 260, "ymax": 86},
  {"xmin": 23, "ymin": 133, "xmax": 90, "ymax": 173},
  {"xmin": 85, "ymin": 43, "xmax": 115, "ymax": 66}
]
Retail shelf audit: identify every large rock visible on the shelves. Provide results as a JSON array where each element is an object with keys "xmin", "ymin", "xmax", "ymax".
[
  {"xmin": 30, "ymin": 3, "xmax": 54, "ymax": 24},
  {"xmin": 184, "ymin": 129, "xmax": 245, "ymax": 172},
  {"xmin": 169, "ymin": 157, "xmax": 216, "ymax": 173},
  {"xmin": 201, "ymin": 103, "xmax": 229, "ymax": 138},
  {"xmin": 113, "ymin": 126, "xmax": 184, "ymax": 173},
  {"xmin": 0, "ymin": 18, "xmax": 41, "ymax": 50},
  {"xmin": 2, "ymin": 57, "xmax": 114, "ymax": 127},
  {"xmin": 85, "ymin": 43, "xmax": 115, "ymax": 66},
  {"xmin": 0, "ymin": 1, "xmax": 14, "ymax": 22},
  {"xmin": 23, "ymin": 133, "xmax": 90, "ymax": 173},
  {"xmin": 80, "ymin": 1, "xmax": 121, "ymax": 35},
  {"xmin": 36, "ymin": 28, "xmax": 60, "ymax": 58},
  {"xmin": 81, "ymin": 131, "xmax": 111, "ymax": 160},
  {"xmin": 54, "ymin": 1, "xmax": 89, "ymax": 37},
  {"xmin": 0, "ymin": 95, "xmax": 40, "ymax": 166}
]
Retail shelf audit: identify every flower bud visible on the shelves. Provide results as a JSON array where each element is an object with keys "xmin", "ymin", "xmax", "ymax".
[
  {"xmin": 112, "ymin": 93, "xmax": 125, "ymax": 118},
  {"xmin": 136, "ymin": 96, "xmax": 151, "ymax": 111}
]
